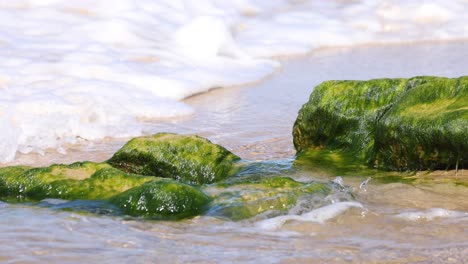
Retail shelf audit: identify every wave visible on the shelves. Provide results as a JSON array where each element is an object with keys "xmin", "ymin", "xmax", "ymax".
[{"xmin": 1, "ymin": 0, "xmax": 467, "ymax": 162}]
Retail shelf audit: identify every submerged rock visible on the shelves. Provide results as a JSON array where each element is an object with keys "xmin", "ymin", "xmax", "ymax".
[
  {"xmin": 207, "ymin": 175, "xmax": 330, "ymax": 221},
  {"xmin": 293, "ymin": 76, "xmax": 468, "ymax": 171},
  {"xmin": 108, "ymin": 133, "xmax": 241, "ymax": 185}
]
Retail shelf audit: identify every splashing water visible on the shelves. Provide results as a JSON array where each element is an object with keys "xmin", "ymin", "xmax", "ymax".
[
  {"xmin": 255, "ymin": 201, "xmax": 364, "ymax": 230},
  {"xmin": 395, "ymin": 208, "xmax": 468, "ymax": 221}
]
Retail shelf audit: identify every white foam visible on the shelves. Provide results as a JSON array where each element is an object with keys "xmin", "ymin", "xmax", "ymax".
[
  {"xmin": 256, "ymin": 201, "xmax": 363, "ymax": 230},
  {"xmin": 1, "ymin": 0, "xmax": 468, "ymax": 162},
  {"xmin": 395, "ymin": 208, "xmax": 468, "ymax": 221},
  {"xmin": 40, "ymin": 198, "xmax": 70, "ymax": 205}
]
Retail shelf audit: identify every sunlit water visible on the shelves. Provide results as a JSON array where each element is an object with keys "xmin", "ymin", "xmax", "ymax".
[{"xmin": 1, "ymin": 42, "xmax": 468, "ymax": 263}]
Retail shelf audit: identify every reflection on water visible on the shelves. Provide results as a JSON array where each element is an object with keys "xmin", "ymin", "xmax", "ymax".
[{"xmin": 1, "ymin": 42, "xmax": 468, "ymax": 263}]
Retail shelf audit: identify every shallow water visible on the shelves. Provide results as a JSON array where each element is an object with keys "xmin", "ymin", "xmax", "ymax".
[{"xmin": 2, "ymin": 42, "xmax": 468, "ymax": 263}]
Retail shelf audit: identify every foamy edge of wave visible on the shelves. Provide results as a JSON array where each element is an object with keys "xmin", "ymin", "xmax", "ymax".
[
  {"xmin": 394, "ymin": 208, "xmax": 468, "ymax": 221},
  {"xmin": 2, "ymin": 0, "xmax": 468, "ymax": 162},
  {"xmin": 255, "ymin": 201, "xmax": 364, "ymax": 230}
]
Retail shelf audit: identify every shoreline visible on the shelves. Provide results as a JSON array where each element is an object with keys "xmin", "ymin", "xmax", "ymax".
[
  {"xmin": 3, "ymin": 40, "xmax": 468, "ymax": 170},
  {"xmin": 261, "ymin": 38, "xmax": 468, "ymax": 61}
]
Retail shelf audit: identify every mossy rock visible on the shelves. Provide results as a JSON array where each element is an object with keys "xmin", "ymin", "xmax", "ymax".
[
  {"xmin": 374, "ymin": 77, "xmax": 468, "ymax": 170},
  {"xmin": 110, "ymin": 180, "xmax": 210, "ymax": 219},
  {"xmin": 0, "ymin": 162, "xmax": 153, "ymax": 200},
  {"xmin": 0, "ymin": 133, "xmax": 237, "ymax": 219},
  {"xmin": 207, "ymin": 175, "xmax": 330, "ymax": 221},
  {"xmin": 108, "ymin": 133, "xmax": 241, "ymax": 185},
  {"xmin": 293, "ymin": 76, "xmax": 468, "ymax": 171},
  {"xmin": 0, "ymin": 162, "xmax": 210, "ymax": 219}
]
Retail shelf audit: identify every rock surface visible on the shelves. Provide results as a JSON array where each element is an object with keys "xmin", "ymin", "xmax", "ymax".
[
  {"xmin": 293, "ymin": 76, "xmax": 468, "ymax": 171},
  {"xmin": 0, "ymin": 132, "xmax": 240, "ymax": 219},
  {"xmin": 0, "ymin": 161, "xmax": 210, "ymax": 219},
  {"xmin": 108, "ymin": 133, "xmax": 241, "ymax": 185},
  {"xmin": 0, "ymin": 133, "xmax": 344, "ymax": 220},
  {"xmin": 0, "ymin": 162, "xmax": 151, "ymax": 200},
  {"xmin": 110, "ymin": 180, "xmax": 210, "ymax": 219}
]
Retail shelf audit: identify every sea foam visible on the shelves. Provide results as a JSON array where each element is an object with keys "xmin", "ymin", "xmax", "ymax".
[
  {"xmin": 255, "ymin": 201, "xmax": 364, "ymax": 230},
  {"xmin": 1, "ymin": 0, "xmax": 467, "ymax": 162},
  {"xmin": 395, "ymin": 208, "xmax": 468, "ymax": 221}
]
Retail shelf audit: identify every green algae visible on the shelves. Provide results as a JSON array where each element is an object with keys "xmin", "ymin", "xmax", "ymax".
[
  {"xmin": 30, "ymin": 168, "xmax": 155, "ymax": 200},
  {"xmin": 108, "ymin": 133, "xmax": 241, "ymax": 185},
  {"xmin": 0, "ymin": 162, "xmax": 153, "ymax": 200},
  {"xmin": 0, "ymin": 162, "xmax": 211, "ymax": 219},
  {"xmin": 110, "ymin": 180, "xmax": 210, "ymax": 219},
  {"xmin": 293, "ymin": 148, "xmax": 468, "ymax": 185},
  {"xmin": 208, "ymin": 175, "xmax": 330, "ymax": 221},
  {"xmin": 0, "ymin": 133, "xmax": 239, "ymax": 219},
  {"xmin": 293, "ymin": 76, "xmax": 468, "ymax": 171},
  {"xmin": 374, "ymin": 76, "xmax": 468, "ymax": 170},
  {"xmin": 293, "ymin": 78, "xmax": 409, "ymax": 159},
  {"xmin": 294, "ymin": 148, "xmax": 369, "ymax": 176}
]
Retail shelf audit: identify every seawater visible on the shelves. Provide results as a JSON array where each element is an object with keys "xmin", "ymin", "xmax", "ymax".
[
  {"xmin": 1, "ymin": 42, "xmax": 467, "ymax": 263},
  {"xmin": 1, "ymin": 0, "xmax": 468, "ymax": 162},
  {"xmin": 1, "ymin": 2, "xmax": 468, "ymax": 263}
]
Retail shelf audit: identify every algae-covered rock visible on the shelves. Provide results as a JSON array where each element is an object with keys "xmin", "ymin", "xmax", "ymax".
[
  {"xmin": 0, "ymin": 133, "xmax": 239, "ymax": 219},
  {"xmin": 293, "ymin": 76, "xmax": 468, "ymax": 171},
  {"xmin": 0, "ymin": 162, "xmax": 153, "ymax": 200},
  {"xmin": 374, "ymin": 77, "xmax": 468, "ymax": 170},
  {"xmin": 207, "ymin": 175, "xmax": 330, "ymax": 221},
  {"xmin": 0, "ymin": 161, "xmax": 211, "ymax": 219},
  {"xmin": 110, "ymin": 180, "xmax": 210, "ymax": 219},
  {"xmin": 108, "ymin": 133, "xmax": 241, "ymax": 185}
]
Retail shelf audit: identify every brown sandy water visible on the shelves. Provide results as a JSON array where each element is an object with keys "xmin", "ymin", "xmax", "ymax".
[{"xmin": 1, "ymin": 41, "xmax": 468, "ymax": 263}]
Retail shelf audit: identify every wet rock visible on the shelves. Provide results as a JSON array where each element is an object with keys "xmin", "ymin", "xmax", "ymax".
[
  {"xmin": 108, "ymin": 133, "xmax": 241, "ymax": 185},
  {"xmin": 293, "ymin": 76, "xmax": 467, "ymax": 171},
  {"xmin": 207, "ymin": 175, "xmax": 330, "ymax": 221},
  {"xmin": 0, "ymin": 162, "xmax": 210, "ymax": 219},
  {"xmin": 0, "ymin": 162, "xmax": 152, "ymax": 200},
  {"xmin": 0, "ymin": 133, "xmax": 240, "ymax": 219},
  {"xmin": 110, "ymin": 180, "xmax": 210, "ymax": 219}
]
